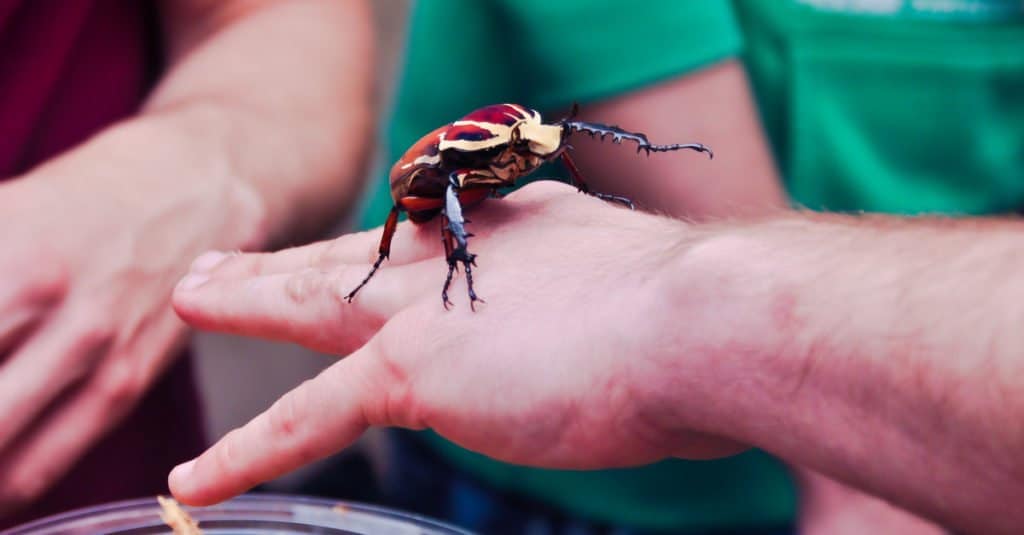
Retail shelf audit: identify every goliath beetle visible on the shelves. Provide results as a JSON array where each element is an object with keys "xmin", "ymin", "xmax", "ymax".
[{"xmin": 345, "ymin": 103, "xmax": 712, "ymax": 309}]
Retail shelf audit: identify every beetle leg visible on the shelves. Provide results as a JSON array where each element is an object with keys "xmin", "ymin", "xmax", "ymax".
[
  {"xmin": 440, "ymin": 214, "xmax": 457, "ymax": 310},
  {"xmin": 344, "ymin": 205, "xmax": 400, "ymax": 302},
  {"xmin": 561, "ymin": 120, "xmax": 713, "ymax": 159},
  {"xmin": 443, "ymin": 174, "xmax": 484, "ymax": 310},
  {"xmin": 559, "ymin": 151, "xmax": 635, "ymax": 210}
]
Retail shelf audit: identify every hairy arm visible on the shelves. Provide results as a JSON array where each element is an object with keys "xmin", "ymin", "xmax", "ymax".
[
  {"xmin": 166, "ymin": 183, "xmax": 1022, "ymax": 533},
  {"xmin": 570, "ymin": 60, "xmax": 935, "ymax": 533},
  {"xmin": 670, "ymin": 212, "xmax": 1024, "ymax": 533}
]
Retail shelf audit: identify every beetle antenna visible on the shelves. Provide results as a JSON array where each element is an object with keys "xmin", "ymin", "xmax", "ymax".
[
  {"xmin": 562, "ymin": 120, "xmax": 713, "ymax": 159},
  {"xmin": 557, "ymin": 102, "xmax": 581, "ymax": 124}
]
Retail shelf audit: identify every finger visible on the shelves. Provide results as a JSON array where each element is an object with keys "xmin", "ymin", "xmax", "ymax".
[
  {"xmin": 0, "ymin": 257, "xmax": 67, "ymax": 310},
  {"xmin": 170, "ymin": 336, "xmax": 399, "ymax": 505},
  {"xmin": 0, "ymin": 312, "xmax": 183, "ymax": 513},
  {"xmin": 0, "ymin": 265, "xmax": 66, "ymax": 354},
  {"xmin": 173, "ymin": 261, "xmax": 434, "ymax": 355},
  {"xmin": 0, "ymin": 359, "xmax": 141, "ymax": 511},
  {"xmin": 0, "ymin": 306, "xmax": 43, "ymax": 357},
  {"xmin": 192, "ymin": 222, "xmax": 445, "ymax": 282},
  {"xmin": 0, "ymin": 314, "xmax": 112, "ymax": 453}
]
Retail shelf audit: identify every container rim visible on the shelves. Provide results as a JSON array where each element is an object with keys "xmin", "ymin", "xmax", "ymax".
[{"xmin": 1, "ymin": 492, "xmax": 476, "ymax": 534}]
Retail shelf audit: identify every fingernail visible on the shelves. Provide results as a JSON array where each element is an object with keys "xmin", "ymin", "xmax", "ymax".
[
  {"xmin": 169, "ymin": 459, "xmax": 196, "ymax": 490},
  {"xmin": 190, "ymin": 251, "xmax": 229, "ymax": 274},
  {"xmin": 177, "ymin": 274, "xmax": 210, "ymax": 291}
]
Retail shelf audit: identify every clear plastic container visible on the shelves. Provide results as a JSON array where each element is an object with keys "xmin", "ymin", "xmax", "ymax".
[{"xmin": 1, "ymin": 493, "xmax": 475, "ymax": 535}]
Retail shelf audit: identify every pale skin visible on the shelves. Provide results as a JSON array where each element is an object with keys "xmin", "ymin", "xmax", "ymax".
[
  {"xmin": 0, "ymin": 0, "xmax": 373, "ymax": 515},
  {"xmin": 566, "ymin": 61, "xmax": 939, "ymax": 532},
  {"xmin": 169, "ymin": 182, "xmax": 1024, "ymax": 535}
]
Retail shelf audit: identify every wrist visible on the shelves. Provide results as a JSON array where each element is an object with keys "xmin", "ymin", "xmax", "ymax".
[
  {"xmin": 34, "ymin": 109, "xmax": 271, "ymax": 252},
  {"xmin": 127, "ymin": 107, "xmax": 272, "ymax": 250},
  {"xmin": 648, "ymin": 219, "xmax": 809, "ymax": 451}
]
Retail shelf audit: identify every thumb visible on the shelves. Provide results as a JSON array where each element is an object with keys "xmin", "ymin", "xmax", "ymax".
[{"xmin": 169, "ymin": 335, "xmax": 408, "ymax": 505}]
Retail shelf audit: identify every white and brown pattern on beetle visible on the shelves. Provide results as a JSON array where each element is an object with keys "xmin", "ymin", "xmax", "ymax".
[{"xmin": 438, "ymin": 104, "xmax": 562, "ymax": 158}]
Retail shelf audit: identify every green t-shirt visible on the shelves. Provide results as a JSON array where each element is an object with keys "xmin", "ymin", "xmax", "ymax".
[
  {"xmin": 736, "ymin": 0, "xmax": 1024, "ymax": 214},
  {"xmin": 361, "ymin": 1, "xmax": 795, "ymax": 533}
]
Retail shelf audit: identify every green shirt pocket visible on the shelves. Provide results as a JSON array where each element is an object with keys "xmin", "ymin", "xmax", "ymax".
[{"xmin": 740, "ymin": 2, "xmax": 1024, "ymax": 215}]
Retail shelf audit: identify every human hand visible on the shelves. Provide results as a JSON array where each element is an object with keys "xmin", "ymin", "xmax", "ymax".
[
  {"xmin": 798, "ymin": 470, "xmax": 946, "ymax": 535},
  {"xmin": 169, "ymin": 181, "xmax": 754, "ymax": 505},
  {"xmin": 0, "ymin": 126, "xmax": 263, "ymax": 514}
]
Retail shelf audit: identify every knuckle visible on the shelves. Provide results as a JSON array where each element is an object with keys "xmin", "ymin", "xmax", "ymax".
[
  {"xmin": 74, "ymin": 318, "xmax": 117, "ymax": 349},
  {"xmin": 96, "ymin": 358, "xmax": 144, "ymax": 408},
  {"xmin": 373, "ymin": 331, "xmax": 411, "ymax": 386},
  {"xmin": 243, "ymin": 253, "xmax": 265, "ymax": 277},
  {"xmin": 217, "ymin": 252, "xmax": 256, "ymax": 277},
  {"xmin": 29, "ymin": 257, "xmax": 70, "ymax": 303},
  {"xmin": 9, "ymin": 258, "xmax": 69, "ymax": 307},
  {"xmin": 327, "ymin": 267, "xmax": 358, "ymax": 304},
  {"xmin": 190, "ymin": 250, "xmax": 235, "ymax": 275},
  {"xmin": 308, "ymin": 246, "xmax": 330, "ymax": 270},
  {"xmin": 61, "ymin": 319, "xmax": 117, "ymax": 378},
  {"xmin": 266, "ymin": 388, "xmax": 304, "ymax": 442},
  {"xmin": 264, "ymin": 386, "xmax": 320, "ymax": 465},
  {"xmin": 284, "ymin": 269, "xmax": 324, "ymax": 305},
  {"xmin": 312, "ymin": 239, "xmax": 345, "ymax": 269},
  {"xmin": 214, "ymin": 429, "xmax": 245, "ymax": 477},
  {"xmin": 368, "ymin": 332, "xmax": 422, "ymax": 428},
  {"xmin": 319, "ymin": 232, "xmax": 376, "ymax": 267}
]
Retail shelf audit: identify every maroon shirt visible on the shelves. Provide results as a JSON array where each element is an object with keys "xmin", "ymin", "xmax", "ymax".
[{"xmin": 0, "ymin": 0, "xmax": 205, "ymax": 527}]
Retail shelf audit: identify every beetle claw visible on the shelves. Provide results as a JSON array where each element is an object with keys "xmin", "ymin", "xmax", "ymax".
[{"xmin": 442, "ymin": 260, "xmax": 457, "ymax": 309}]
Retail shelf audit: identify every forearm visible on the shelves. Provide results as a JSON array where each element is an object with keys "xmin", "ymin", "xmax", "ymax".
[
  {"xmin": 152, "ymin": 0, "xmax": 375, "ymax": 245},
  {"xmin": 572, "ymin": 60, "xmax": 785, "ymax": 219},
  {"xmin": 668, "ymin": 213, "xmax": 1024, "ymax": 533},
  {"xmin": 29, "ymin": 0, "xmax": 375, "ymax": 250}
]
